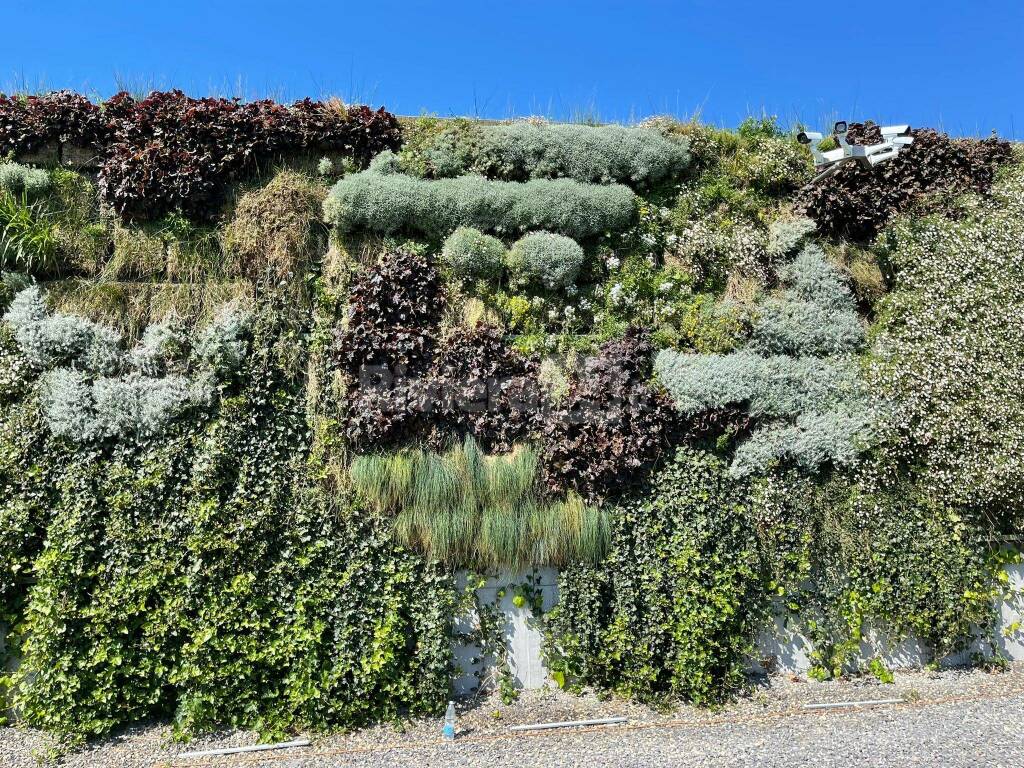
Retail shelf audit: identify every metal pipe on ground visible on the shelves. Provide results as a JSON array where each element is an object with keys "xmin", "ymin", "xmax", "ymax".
[
  {"xmin": 803, "ymin": 698, "xmax": 903, "ymax": 711},
  {"xmin": 509, "ymin": 716, "xmax": 628, "ymax": 732},
  {"xmin": 176, "ymin": 738, "xmax": 312, "ymax": 759}
]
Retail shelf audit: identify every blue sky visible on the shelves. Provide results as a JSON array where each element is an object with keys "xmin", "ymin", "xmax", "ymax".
[{"xmin": 4, "ymin": 0, "xmax": 1022, "ymax": 137}]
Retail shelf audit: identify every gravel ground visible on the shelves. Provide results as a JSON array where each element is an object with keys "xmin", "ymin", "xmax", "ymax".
[{"xmin": 3, "ymin": 665, "xmax": 1024, "ymax": 767}]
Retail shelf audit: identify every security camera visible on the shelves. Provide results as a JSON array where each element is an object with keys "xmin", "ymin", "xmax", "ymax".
[
  {"xmin": 800, "ymin": 119, "xmax": 914, "ymax": 183},
  {"xmin": 880, "ymin": 124, "xmax": 911, "ymax": 137}
]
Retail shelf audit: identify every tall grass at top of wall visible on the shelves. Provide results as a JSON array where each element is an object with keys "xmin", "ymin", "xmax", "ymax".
[{"xmin": 350, "ymin": 436, "xmax": 609, "ymax": 569}]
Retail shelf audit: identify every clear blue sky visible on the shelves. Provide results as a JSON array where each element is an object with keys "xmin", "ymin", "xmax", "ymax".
[{"xmin": 4, "ymin": 0, "xmax": 1021, "ymax": 138}]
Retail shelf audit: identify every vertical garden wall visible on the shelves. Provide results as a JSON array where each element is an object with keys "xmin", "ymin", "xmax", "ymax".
[{"xmin": 0, "ymin": 91, "xmax": 1022, "ymax": 748}]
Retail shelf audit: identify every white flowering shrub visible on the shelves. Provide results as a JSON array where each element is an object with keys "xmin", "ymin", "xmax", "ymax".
[
  {"xmin": 0, "ymin": 323, "xmax": 32, "ymax": 404},
  {"xmin": 506, "ymin": 231, "xmax": 585, "ymax": 290},
  {"xmin": 868, "ymin": 163, "xmax": 1024, "ymax": 516},
  {"xmin": 441, "ymin": 226, "xmax": 506, "ymax": 281},
  {"xmin": 750, "ymin": 245, "xmax": 864, "ymax": 356},
  {"xmin": 323, "ymin": 170, "xmax": 636, "ymax": 239},
  {"xmin": 316, "ymin": 157, "xmax": 334, "ymax": 178},
  {"xmin": 669, "ymin": 216, "xmax": 769, "ymax": 287}
]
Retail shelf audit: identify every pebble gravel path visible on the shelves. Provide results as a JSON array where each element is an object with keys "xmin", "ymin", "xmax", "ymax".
[{"xmin": 3, "ymin": 665, "xmax": 1024, "ymax": 767}]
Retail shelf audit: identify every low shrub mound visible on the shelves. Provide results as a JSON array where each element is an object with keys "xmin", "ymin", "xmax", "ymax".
[
  {"xmin": 0, "ymin": 162, "xmax": 52, "ymax": 200},
  {"xmin": 441, "ymin": 226, "xmax": 506, "ymax": 281},
  {"xmin": 323, "ymin": 170, "xmax": 637, "ymax": 239},
  {"xmin": 505, "ymin": 231, "xmax": 584, "ymax": 290},
  {"xmin": 800, "ymin": 123, "xmax": 1013, "ymax": 240}
]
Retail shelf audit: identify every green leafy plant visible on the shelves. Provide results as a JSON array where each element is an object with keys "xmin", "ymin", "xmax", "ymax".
[
  {"xmin": 0, "ymin": 191, "xmax": 59, "ymax": 274},
  {"xmin": 546, "ymin": 446, "xmax": 764, "ymax": 706}
]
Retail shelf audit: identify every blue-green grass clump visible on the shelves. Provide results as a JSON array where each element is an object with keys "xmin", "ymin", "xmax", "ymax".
[{"xmin": 350, "ymin": 437, "xmax": 609, "ymax": 568}]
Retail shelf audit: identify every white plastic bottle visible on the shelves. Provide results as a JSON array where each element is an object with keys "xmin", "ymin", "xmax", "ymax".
[{"xmin": 443, "ymin": 700, "xmax": 456, "ymax": 741}]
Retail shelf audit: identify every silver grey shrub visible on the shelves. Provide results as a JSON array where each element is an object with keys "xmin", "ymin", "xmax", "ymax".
[
  {"xmin": 4, "ymin": 287, "xmax": 248, "ymax": 443},
  {"xmin": 749, "ymin": 245, "xmax": 863, "ymax": 356},
  {"xmin": 0, "ymin": 162, "xmax": 51, "ymax": 200},
  {"xmin": 41, "ymin": 370, "xmax": 204, "ymax": 442},
  {"xmin": 474, "ymin": 122, "xmax": 691, "ymax": 185},
  {"xmin": 766, "ymin": 215, "xmax": 816, "ymax": 258},
  {"xmin": 3, "ymin": 286, "xmax": 123, "ymax": 373},
  {"xmin": 39, "ymin": 368, "xmax": 97, "ymax": 441},
  {"xmin": 655, "ymin": 348, "xmax": 871, "ymax": 477},
  {"xmin": 441, "ymin": 226, "xmax": 506, "ymax": 281},
  {"xmin": 323, "ymin": 170, "xmax": 636, "ymax": 239},
  {"xmin": 506, "ymin": 231, "xmax": 585, "ymax": 290},
  {"xmin": 367, "ymin": 149, "xmax": 402, "ymax": 174},
  {"xmin": 730, "ymin": 407, "xmax": 870, "ymax": 478},
  {"xmin": 654, "ymin": 352, "xmax": 864, "ymax": 419},
  {"xmin": 654, "ymin": 243, "xmax": 870, "ymax": 477},
  {"xmin": 192, "ymin": 307, "xmax": 249, "ymax": 376},
  {"xmin": 130, "ymin": 320, "xmax": 189, "ymax": 376},
  {"xmin": 413, "ymin": 121, "xmax": 691, "ymax": 186}
]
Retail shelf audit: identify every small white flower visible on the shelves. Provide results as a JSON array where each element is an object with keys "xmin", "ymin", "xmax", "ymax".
[
  {"xmin": 659, "ymin": 281, "xmax": 674, "ymax": 293},
  {"xmin": 606, "ymin": 256, "xmax": 621, "ymax": 270}
]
